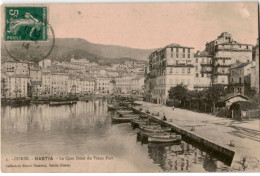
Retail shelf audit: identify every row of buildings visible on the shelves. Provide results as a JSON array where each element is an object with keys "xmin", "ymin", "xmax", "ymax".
[
  {"xmin": 1, "ymin": 57, "xmax": 145, "ymax": 98},
  {"xmin": 145, "ymin": 32, "xmax": 259, "ymax": 104}
]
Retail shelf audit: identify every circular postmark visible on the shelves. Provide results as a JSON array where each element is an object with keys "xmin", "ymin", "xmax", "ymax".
[{"xmin": 4, "ymin": 24, "xmax": 55, "ymax": 63}]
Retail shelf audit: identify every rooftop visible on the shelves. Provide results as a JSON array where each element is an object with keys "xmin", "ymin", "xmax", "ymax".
[
  {"xmin": 165, "ymin": 43, "xmax": 194, "ymax": 49},
  {"xmin": 230, "ymin": 62, "xmax": 251, "ymax": 69},
  {"xmin": 195, "ymin": 50, "xmax": 211, "ymax": 57}
]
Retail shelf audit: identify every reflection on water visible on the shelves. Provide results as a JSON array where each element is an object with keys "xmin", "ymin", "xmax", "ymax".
[{"xmin": 2, "ymin": 100, "xmax": 232, "ymax": 172}]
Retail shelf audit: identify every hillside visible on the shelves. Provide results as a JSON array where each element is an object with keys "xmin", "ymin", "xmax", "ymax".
[
  {"xmin": 53, "ymin": 38, "xmax": 154, "ymax": 60},
  {"xmin": 1, "ymin": 38, "xmax": 154, "ymax": 65}
]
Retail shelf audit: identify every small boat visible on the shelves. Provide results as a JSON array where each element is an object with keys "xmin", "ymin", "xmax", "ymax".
[
  {"xmin": 139, "ymin": 114, "xmax": 148, "ymax": 119},
  {"xmin": 117, "ymin": 110, "xmax": 133, "ymax": 114},
  {"xmin": 49, "ymin": 101, "xmax": 77, "ymax": 106},
  {"xmin": 121, "ymin": 113, "xmax": 138, "ymax": 117},
  {"xmin": 107, "ymin": 104, "xmax": 117, "ymax": 111},
  {"xmin": 111, "ymin": 115, "xmax": 138, "ymax": 123},
  {"xmin": 148, "ymin": 135, "xmax": 181, "ymax": 143},
  {"xmin": 140, "ymin": 125, "xmax": 171, "ymax": 133},
  {"xmin": 131, "ymin": 119, "xmax": 148, "ymax": 128},
  {"xmin": 117, "ymin": 110, "xmax": 133, "ymax": 117},
  {"xmin": 30, "ymin": 100, "xmax": 47, "ymax": 104}
]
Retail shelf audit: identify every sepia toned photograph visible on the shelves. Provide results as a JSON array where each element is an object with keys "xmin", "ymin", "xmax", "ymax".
[{"xmin": 1, "ymin": 1, "xmax": 259, "ymax": 173}]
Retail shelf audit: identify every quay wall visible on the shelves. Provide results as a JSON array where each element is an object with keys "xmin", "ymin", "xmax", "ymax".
[{"xmin": 132, "ymin": 107, "xmax": 235, "ymax": 161}]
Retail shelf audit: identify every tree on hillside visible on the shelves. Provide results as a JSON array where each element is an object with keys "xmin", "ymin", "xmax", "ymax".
[{"xmin": 168, "ymin": 83, "xmax": 189, "ymax": 107}]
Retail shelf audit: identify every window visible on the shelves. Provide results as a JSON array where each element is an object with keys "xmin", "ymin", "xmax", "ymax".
[
  {"xmin": 182, "ymin": 48, "xmax": 185, "ymax": 58},
  {"xmin": 187, "ymin": 68, "xmax": 190, "ymax": 74},
  {"xmin": 202, "ymin": 58, "xmax": 204, "ymax": 63},
  {"xmin": 170, "ymin": 68, "xmax": 173, "ymax": 73},
  {"xmin": 196, "ymin": 73, "xmax": 199, "ymax": 77},
  {"xmin": 176, "ymin": 48, "xmax": 179, "ymax": 58},
  {"xmin": 171, "ymin": 53, "xmax": 173, "ymax": 58},
  {"xmin": 195, "ymin": 66, "xmax": 198, "ymax": 71},
  {"xmin": 196, "ymin": 58, "xmax": 198, "ymax": 63},
  {"xmin": 201, "ymin": 73, "xmax": 204, "ymax": 77},
  {"xmin": 171, "ymin": 48, "xmax": 173, "ymax": 52},
  {"xmin": 182, "ymin": 68, "xmax": 185, "ymax": 74}
]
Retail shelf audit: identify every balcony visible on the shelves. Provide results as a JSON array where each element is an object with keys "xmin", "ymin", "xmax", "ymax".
[
  {"xmin": 214, "ymin": 64, "xmax": 231, "ymax": 67},
  {"xmin": 200, "ymin": 70, "xmax": 212, "ymax": 74},
  {"xmin": 200, "ymin": 63, "xmax": 212, "ymax": 66},
  {"xmin": 213, "ymin": 72, "xmax": 230, "ymax": 75},
  {"xmin": 167, "ymin": 63, "xmax": 194, "ymax": 67},
  {"xmin": 229, "ymin": 82, "xmax": 244, "ymax": 86}
]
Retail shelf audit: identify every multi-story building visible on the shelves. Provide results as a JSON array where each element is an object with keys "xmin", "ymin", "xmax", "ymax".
[
  {"xmin": 229, "ymin": 62, "xmax": 252, "ymax": 95},
  {"xmin": 5, "ymin": 75, "xmax": 30, "ymax": 98},
  {"xmin": 96, "ymin": 77, "xmax": 112, "ymax": 94},
  {"xmin": 80, "ymin": 78, "xmax": 95, "ymax": 94},
  {"xmin": 41, "ymin": 68, "xmax": 51, "ymax": 95},
  {"xmin": 53, "ymin": 61, "xmax": 86, "ymax": 71},
  {"xmin": 147, "ymin": 43, "xmax": 195, "ymax": 104},
  {"xmin": 194, "ymin": 51, "xmax": 213, "ymax": 90},
  {"xmin": 2, "ymin": 59, "xmax": 30, "ymax": 76},
  {"xmin": 115, "ymin": 76, "xmax": 134, "ymax": 94},
  {"xmin": 106, "ymin": 70, "xmax": 119, "ymax": 77},
  {"xmin": 251, "ymin": 38, "xmax": 259, "ymax": 93},
  {"xmin": 1, "ymin": 71, "xmax": 8, "ymax": 98},
  {"xmin": 130, "ymin": 76, "xmax": 144, "ymax": 94},
  {"xmin": 205, "ymin": 32, "xmax": 253, "ymax": 86},
  {"xmin": 71, "ymin": 57, "xmax": 89, "ymax": 65},
  {"xmin": 50, "ymin": 71, "xmax": 69, "ymax": 95},
  {"xmin": 29, "ymin": 64, "xmax": 42, "ymax": 82}
]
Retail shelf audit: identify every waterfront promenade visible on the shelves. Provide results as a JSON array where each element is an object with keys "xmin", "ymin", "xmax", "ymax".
[{"xmin": 135, "ymin": 101, "xmax": 260, "ymax": 171}]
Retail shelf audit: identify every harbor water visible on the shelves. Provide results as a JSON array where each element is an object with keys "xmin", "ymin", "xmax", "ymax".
[{"xmin": 2, "ymin": 100, "xmax": 234, "ymax": 172}]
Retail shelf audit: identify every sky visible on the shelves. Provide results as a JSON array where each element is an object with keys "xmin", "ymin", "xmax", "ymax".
[{"xmin": 4, "ymin": 2, "xmax": 259, "ymax": 51}]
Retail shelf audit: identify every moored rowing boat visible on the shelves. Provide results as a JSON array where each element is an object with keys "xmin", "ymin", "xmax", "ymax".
[
  {"xmin": 148, "ymin": 135, "xmax": 181, "ymax": 143},
  {"xmin": 49, "ymin": 101, "xmax": 77, "ymax": 106},
  {"xmin": 139, "ymin": 125, "xmax": 171, "ymax": 133}
]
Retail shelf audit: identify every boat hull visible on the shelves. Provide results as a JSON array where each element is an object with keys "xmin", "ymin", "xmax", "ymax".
[
  {"xmin": 111, "ymin": 116, "xmax": 138, "ymax": 123},
  {"xmin": 139, "ymin": 125, "xmax": 171, "ymax": 133},
  {"xmin": 148, "ymin": 136, "xmax": 181, "ymax": 143},
  {"xmin": 49, "ymin": 101, "xmax": 77, "ymax": 106}
]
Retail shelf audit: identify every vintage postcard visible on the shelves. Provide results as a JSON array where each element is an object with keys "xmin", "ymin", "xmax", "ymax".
[{"xmin": 1, "ymin": 2, "xmax": 259, "ymax": 173}]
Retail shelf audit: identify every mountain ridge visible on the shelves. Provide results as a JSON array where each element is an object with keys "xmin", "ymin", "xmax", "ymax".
[{"xmin": 1, "ymin": 38, "xmax": 154, "ymax": 65}]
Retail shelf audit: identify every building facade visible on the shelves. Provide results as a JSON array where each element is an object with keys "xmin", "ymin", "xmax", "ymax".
[
  {"xmin": 205, "ymin": 32, "xmax": 253, "ymax": 86},
  {"xmin": 229, "ymin": 62, "xmax": 252, "ymax": 95},
  {"xmin": 194, "ymin": 51, "xmax": 212, "ymax": 90},
  {"xmin": 5, "ymin": 75, "xmax": 30, "ymax": 98},
  {"xmin": 147, "ymin": 43, "xmax": 195, "ymax": 104},
  {"xmin": 96, "ymin": 77, "xmax": 112, "ymax": 94},
  {"xmin": 251, "ymin": 38, "xmax": 259, "ymax": 93}
]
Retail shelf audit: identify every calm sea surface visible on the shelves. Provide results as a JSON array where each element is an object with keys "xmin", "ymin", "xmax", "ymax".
[{"xmin": 1, "ymin": 100, "xmax": 233, "ymax": 172}]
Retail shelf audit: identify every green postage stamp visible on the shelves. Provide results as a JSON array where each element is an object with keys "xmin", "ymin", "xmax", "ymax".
[{"xmin": 5, "ymin": 6, "xmax": 47, "ymax": 41}]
